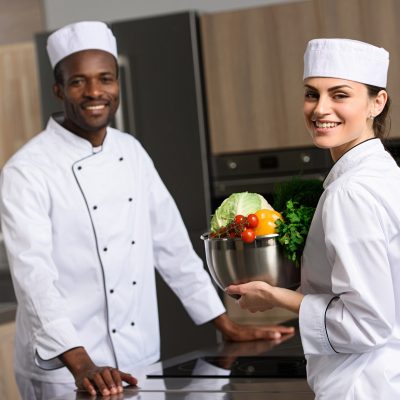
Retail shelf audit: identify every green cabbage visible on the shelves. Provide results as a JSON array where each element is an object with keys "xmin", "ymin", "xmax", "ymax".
[{"xmin": 210, "ymin": 192, "xmax": 272, "ymax": 232}]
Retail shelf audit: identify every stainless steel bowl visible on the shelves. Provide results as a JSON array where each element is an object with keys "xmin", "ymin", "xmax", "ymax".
[{"xmin": 201, "ymin": 233, "xmax": 300, "ymax": 292}]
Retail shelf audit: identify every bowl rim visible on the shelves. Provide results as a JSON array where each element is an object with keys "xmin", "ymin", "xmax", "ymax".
[{"xmin": 200, "ymin": 232, "xmax": 279, "ymax": 241}]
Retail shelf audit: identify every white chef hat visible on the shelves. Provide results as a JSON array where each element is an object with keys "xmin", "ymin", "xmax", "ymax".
[
  {"xmin": 47, "ymin": 21, "xmax": 118, "ymax": 68},
  {"xmin": 303, "ymin": 38, "xmax": 389, "ymax": 88}
]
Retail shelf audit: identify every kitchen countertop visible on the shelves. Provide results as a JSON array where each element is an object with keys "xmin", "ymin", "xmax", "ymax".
[{"xmin": 51, "ymin": 320, "xmax": 314, "ymax": 400}]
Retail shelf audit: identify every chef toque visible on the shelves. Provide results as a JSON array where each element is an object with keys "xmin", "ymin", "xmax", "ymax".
[
  {"xmin": 303, "ymin": 38, "xmax": 389, "ymax": 88},
  {"xmin": 46, "ymin": 21, "xmax": 118, "ymax": 68}
]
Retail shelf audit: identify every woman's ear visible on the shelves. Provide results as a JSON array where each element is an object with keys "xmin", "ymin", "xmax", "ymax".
[{"xmin": 372, "ymin": 90, "xmax": 388, "ymax": 117}]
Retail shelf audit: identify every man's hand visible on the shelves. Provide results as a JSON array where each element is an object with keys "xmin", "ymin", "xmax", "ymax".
[
  {"xmin": 60, "ymin": 347, "xmax": 137, "ymax": 396},
  {"xmin": 212, "ymin": 313, "xmax": 295, "ymax": 342},
  {"xmin": 214, "ymin": 333, "xmax": 294, "ymax": 369}
]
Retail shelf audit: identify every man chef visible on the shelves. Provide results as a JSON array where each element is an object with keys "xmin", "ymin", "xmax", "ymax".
[{"xmin": 0, "ymin": 21, "xmax": 293, "ymax": 399}]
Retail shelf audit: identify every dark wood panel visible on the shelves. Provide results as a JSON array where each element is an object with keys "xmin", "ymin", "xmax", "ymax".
[
  {"xmin": 200, "ymin": 2, "xmax": 320, "ymax": 155},
  {"xmin": 200, "ymin": 0, "xmax": 400, "ymax": 155},
  {"xmin": 0, "ymin": 42, "xmax": 42, "ymax": 167},
  {"xmin": 0, "ymin": 0, "xmax": 44, "ymax": 45},
  {"xmin": 316, "ymin": 0, "xmax": 400, "ymax": 140}
]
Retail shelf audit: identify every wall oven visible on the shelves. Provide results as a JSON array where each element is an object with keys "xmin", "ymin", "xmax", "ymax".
[
  {"xmin": 210, "ymin": 145, "xmax": 332, "ymax": 210},
  {"xmin": 210, "ymin": 138, "xmax": 400, "ymax": 211}
]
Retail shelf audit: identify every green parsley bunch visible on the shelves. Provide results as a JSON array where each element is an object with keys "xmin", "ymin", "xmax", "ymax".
[{"xmin": 275, "ymin": 200, "xmax": 316, "ymax": 267}]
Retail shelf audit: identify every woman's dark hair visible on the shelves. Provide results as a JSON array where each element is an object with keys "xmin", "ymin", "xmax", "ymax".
[{"xmin": 366, "ymin": 84, "xmax": 391, "ymax": 139}]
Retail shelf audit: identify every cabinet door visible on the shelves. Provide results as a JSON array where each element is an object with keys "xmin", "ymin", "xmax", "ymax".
[
  {"xmin": 0, "ymin": 322, "xmax": 19, "ymax": 399},
  {"xmin": 200, "ymin": 0, "xmax": 400, "ymax": 154},
  {"xmin": 317, "ymin": 0, "xmax": 400, "ymax": 139},
  {"xmin": 0, "ymin": 42, "xmax": 41, "ymax": 167},
  {"xmin": 200, "ymin": 2, "xmax": 320, "ymax": 155}
]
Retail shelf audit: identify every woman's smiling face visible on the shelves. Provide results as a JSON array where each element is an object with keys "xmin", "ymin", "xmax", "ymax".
[{"xmin": 303, "ymin": 77, "xmax": 376, "ymax": 161}]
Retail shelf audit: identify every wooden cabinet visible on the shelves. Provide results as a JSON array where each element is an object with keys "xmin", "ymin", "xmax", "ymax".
[
  {"xmin": 0, "ymin": 321, "xmax": 19, "ymax": 399},
  {"xmin": 200, "ymin": 1, "xmax": 320, "ymax": 154},
  {"xmin": 0, "ymin": 42, "xmax": 41, "ymax": 167},
  {"xmin": 200, "ymin": 0, "xmax": 400, "ymax": 155},
  {"xmin": 0, "ymin": 0, "xmax": 44, "ymax": 45},
  {"xmin": 316, "ymin": 0, "xmax": 400, "ymax": 140}
]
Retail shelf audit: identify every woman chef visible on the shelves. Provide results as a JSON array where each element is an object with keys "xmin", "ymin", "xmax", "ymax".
[{"xmin": 227, "ymin": 38, "xmax": 400, "ymax": 399}]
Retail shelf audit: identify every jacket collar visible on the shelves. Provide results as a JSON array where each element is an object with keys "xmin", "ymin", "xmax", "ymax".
[
  {"xmin": 323, "ymin": 138, "xmax": 384, "ymax": 188},
  {"xmin": 46, "ymin": 116, "xmax": 110, "ymax": 157}
]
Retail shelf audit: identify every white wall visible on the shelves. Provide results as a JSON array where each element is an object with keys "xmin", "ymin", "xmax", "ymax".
[{"xmin": 43, "ymin": 0, "xmax": 306, "ymax": 30}]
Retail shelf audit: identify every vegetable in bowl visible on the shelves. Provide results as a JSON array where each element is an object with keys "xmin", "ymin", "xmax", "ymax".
[
  {"xmin": 207, "ymin": 178, "xmax": 324, "ymax": 264},
  {"xmin": 203, "ymin": 191, "xmax": 300, "ymax": 290},
  {"xmin": 210, "ymin": 192, "xmax": 273, "ymax": 233},
  {"xmin": 275, "ymin": 200, "xmax": 315, "ymax": 266},
  {"xmin": 202, "ymin": 180, "xmax": 322, "ymax": 290},
  {"xmin": 273, "ymin": 178, "xmax": 324, "ymax": 266},
  {"xmin": 209, "ymin": 192, "xmax": 283, "ymax": 243}
]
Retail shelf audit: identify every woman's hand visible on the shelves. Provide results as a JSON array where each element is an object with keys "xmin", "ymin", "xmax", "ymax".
[
  {"xmin": 225, "ymin": 281, "xmax": 304, "ymax": 314},
  {"xmin": 60, "ymin": 347, "xmax": 138, "ymax": 396}
]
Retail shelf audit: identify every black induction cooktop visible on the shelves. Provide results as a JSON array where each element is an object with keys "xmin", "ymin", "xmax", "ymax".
[{"xmin": 147, "ymin": 355, "xmax": 306, "ymax": 379}]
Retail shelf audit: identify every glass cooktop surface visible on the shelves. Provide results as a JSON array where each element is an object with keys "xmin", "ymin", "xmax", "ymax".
[{"xmin": 147, "ymin": 355, "xmax": 306, "ymax": 379}]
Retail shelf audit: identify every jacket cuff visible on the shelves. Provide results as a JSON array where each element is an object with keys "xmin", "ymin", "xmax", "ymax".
[
  {"xmin": 299, "ymin": 293, "xmax": 339, "ymax": 355},
  {"xmin": 34, "ymin": 318, "xmax": 83, "ymax": 370},
  {"xmin": 182, "ymin": 285, "xmax": 226, "ymax": 325}
]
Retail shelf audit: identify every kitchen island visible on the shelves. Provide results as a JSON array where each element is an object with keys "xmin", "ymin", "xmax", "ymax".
[{"xmin": 52, "ymin": 320, "xmax": 314, "ymax": 400}]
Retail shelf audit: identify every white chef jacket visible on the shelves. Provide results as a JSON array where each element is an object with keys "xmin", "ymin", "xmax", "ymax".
[
  {"xmin": 299, "ymin": 139, "xmax": 400, "ymax": 399},
  {"xmin": 0, "ymin": 117, "xmax": 225, "ymax": 383}
]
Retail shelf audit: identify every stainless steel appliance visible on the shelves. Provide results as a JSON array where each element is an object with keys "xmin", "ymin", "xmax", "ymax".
[
  {"xmin": 210, "ymin": 146, "xmax": 332, "ymax": 209},
  {"xmin": 210, "ymin": 138, "xmax": 400, "ymax": 209}
]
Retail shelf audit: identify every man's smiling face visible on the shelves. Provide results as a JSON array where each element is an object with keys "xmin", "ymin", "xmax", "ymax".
[{"xmin": 53, "ymin": 49, "xmax": 119, "ymax": 143}]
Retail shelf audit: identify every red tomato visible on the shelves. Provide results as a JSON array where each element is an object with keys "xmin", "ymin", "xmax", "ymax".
[
  {"xmin": 241, "ymin": 228, "xmax": 255, "ymax": 243},
  {"xmin": 246, "ymin": 213, "xmax": 259, "ymax": 228},
  {"xmin": 234, "ymin": 215, "xmax": 245, "ymax": 225}
]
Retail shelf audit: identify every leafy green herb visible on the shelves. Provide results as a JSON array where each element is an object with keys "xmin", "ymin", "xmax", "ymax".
[
  {"xmin": 275, "ymin": 200, "xmax": 316, "ymax": 267},
  {"xmin": 273, "ymin": 177, "xmax": 323, "ymax": 211}
]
